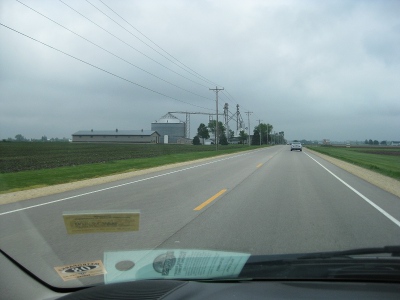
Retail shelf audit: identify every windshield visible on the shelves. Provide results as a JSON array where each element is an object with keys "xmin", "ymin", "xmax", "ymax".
[{"xmin": 1, "ymin": 0, "xmax": 400, "ymax": 290}]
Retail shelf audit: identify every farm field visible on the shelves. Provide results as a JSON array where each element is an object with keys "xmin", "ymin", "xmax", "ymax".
[
  {"xmin": 307, "ymin": 146, "xmax": 400, "ymax": 180},
  {"xmin": 0, "ymin": 142, "xmax": 260, "ymax": 193}
]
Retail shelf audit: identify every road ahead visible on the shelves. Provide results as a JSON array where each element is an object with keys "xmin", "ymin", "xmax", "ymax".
[{"xmin": 1, "ymin": 145, "xmax": 400, "ymax": 286}]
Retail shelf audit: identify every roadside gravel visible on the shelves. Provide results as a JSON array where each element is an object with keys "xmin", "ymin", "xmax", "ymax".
[{"xmin": 307, "ymin": 148, "xmax": 400, "ymax": 198}]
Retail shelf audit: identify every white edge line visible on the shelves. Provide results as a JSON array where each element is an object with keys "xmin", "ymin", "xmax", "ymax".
[
  {"xmin": 0, "ymin": 149, "xmax": 264, "ymax": 216},
  {"xmin": 304, "ymin": 152, "xmax": 400, "ymax": 228}
]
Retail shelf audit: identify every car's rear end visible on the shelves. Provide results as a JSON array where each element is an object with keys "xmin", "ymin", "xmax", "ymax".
[{"xmin": 291, "ymin": 142, "xmax": 302, "ymax": 151}]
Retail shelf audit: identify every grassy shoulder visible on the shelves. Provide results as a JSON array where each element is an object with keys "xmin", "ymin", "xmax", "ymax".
[
  {"xmin": 0, "ymin": 145, "xmax": 263, "ymax": 193},
  {"xmin": 307, "ymin": 146, "xmax": 400, "ymax": 180}
]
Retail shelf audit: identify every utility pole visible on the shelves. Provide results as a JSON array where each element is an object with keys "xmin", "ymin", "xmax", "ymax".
[
  {"xmin": 224, "ymin": 103, "xmax": 229, "ymax": 141},
  {"xmin": 236, "ymin": 104, "xmax": 240, "ymax": 132},
  {"xmin": 257, "ymin": 119, "xmax": 262, "ymax": 146},
  {"xmin": 245, "ymin": 111, "xmax": 253, "ymax": 146},
  {"xmin": 209, "ymin": 86, "xmax": 224, "ymax": 150}
]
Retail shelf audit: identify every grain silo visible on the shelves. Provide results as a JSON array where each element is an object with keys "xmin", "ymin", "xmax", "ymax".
[{"xmin": 151, "ymin": 113, "xmax": 186, "ymax": 143}]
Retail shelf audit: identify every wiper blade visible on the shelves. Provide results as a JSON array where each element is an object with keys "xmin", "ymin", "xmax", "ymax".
[
  {"xmin": 298, "ymin": 245, "xmax": 400, "ymax": 260},
  {"xmin": 240, "ymin": 247, "xmax": 400, "ymax": 280}
]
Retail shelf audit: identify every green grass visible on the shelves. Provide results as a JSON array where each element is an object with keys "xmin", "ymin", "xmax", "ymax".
[
  {"xmin": 0, "ymin": 143, "xmax": 263, "ymax": 193},
  {"xmin": 307, "ymin": 146, "xmax": 400, "ymax": 180}
]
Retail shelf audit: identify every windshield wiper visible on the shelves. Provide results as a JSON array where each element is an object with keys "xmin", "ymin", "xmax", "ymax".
[
  {"xmin": 239, "ymin": 246, "xmax": 400, "ymax": 281},
  {"xmin": 297, "ymin": 245, "xmax": 400, "ymax": 260}
]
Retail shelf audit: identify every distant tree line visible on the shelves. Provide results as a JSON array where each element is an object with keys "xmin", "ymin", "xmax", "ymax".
[
  {"xmin": 251, "ymin": 123, "xmax": 286, "ymax": 145},
  {"xmin": 364, "ymin": 139, "xmax": 387, "ymax": 145},
  {"xmin": 192, "ymin": 121, "xmax": 284, "ymax": 146},
  {"xmin": 2, "ymin": 134, "xmax": 70, "ymax": 142}
]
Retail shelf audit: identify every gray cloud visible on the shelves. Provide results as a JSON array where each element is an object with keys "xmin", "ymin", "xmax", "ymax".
[{"xmin": 1, "ymin": 0, "xmax": 399, "ymax": 141}]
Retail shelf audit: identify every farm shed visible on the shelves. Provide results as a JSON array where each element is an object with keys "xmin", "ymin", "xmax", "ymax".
[{"xmin": 72, "ymin": 130, "xmax": 160, "ymax": 143}]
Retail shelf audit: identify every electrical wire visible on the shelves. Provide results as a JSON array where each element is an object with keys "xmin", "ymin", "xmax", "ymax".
[
  {"xmin": 58, "ymin": 0, "xmax": 210, "ymax": 89},
  {"xmin": 15, "ymin": 0, "xmax": 215, "ymax": 103},
  {"xmin": 220, "ymin": 90, "xmax": 262, "ymax": 122},
  {"xmin": 0, "ymin": 23, "xmax": 214, "ymax": 112},
  {"xmin": 59, "ymin": 1, "xmax": 258, "ymax": 126},
  {"xmin": 97, "ymin": 0, "xmax": 222, "ymax": 88},
  {"xmin": 87, "ymin": 0, "xmax": 218, "ymax": 87},
  {"xmin": 10, "ymin": 1, "xmax": 268, "ymax": 134}
]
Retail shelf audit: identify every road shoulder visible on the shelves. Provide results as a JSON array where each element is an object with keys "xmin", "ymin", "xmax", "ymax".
[{"xmin": 306, "ymin": 148, "xmax": 400, "ymax": 198}]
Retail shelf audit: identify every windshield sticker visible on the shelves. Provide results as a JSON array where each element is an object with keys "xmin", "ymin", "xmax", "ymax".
[
  {"xmin": 104, "ymin": 249, "xmax": 250, "ymax": 284},
  {"xmin": 55, "ymin": 260, "xmax": 106, "ymax": 281},
  {"xmin": 63, "ymin": 211, "xmax": 140, "ymax": 234}
]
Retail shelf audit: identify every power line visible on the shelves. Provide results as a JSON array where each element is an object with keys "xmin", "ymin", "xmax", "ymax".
[
  {"xmin": 62, "ymin": 1, "xmax": 261, "ymax": 124},
  {"xmin": 209, "ymin": 86, "xmax": 224, "ymax": 150},
  {"xmin": 245, "ymin": 111, "xmax": 253, "ymax": 146},
  {"xmin": 219, "ymin": 92, "xmax": 238, "ymax": 114},
  {"xmin": 58, "ymin": 0, "xmax": 210, "ymax": 89},
  {"xmin": 220, "ymin": 89, "xmax": 256, "ymax": 119},
  {"xmin": 15, "ymin": 0, "xmax": 214, "ymax": 103},
  {"xmin": 0, "ymin": 23, "xmax": 214, "ymax": 112},
  {"xmin": 257, "ymin": 119, "xmax": 262, "ymax": 145},
  {"xmin": 11, "ymin": 2, "xmax": 262, "ymax": 134},
  {"xmin": 90, "ymin": 0, "xmax": 219, "ymax": 87},
  {"xmin": 98, "ymin": 0, "xmax": 221, "ymax": 88}
]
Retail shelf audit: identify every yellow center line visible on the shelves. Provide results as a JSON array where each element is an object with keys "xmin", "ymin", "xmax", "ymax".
[
  {"xmin": 194, "ymin": 189, "xmax": 227, "ymax": 211},
  {"xmin": 256, "ymin": 163, "xmax": 263, "ymax": 168}
]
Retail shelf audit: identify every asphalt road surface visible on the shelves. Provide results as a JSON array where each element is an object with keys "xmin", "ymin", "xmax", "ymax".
[{"xmin": 1, "ymin": 145, "xmax": 400, "ymax": 287}]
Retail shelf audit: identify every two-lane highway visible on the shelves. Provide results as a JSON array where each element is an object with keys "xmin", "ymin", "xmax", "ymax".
[{"xmin": 1, "ymin": 145, "xmax": 400, "ymax": 287}]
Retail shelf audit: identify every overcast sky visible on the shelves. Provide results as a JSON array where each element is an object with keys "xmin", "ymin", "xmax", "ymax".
[{"xmin": 1, "ymin": 0, "xmax": 399, "ymax": 142}]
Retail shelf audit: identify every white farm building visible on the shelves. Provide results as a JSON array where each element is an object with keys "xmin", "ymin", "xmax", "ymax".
[{"xmin": 72, "ymin": 129, "xmax": 160, "ymax": 143}]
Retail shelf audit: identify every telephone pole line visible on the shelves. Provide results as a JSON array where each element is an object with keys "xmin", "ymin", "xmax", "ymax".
[
  {"xmin": 209, "ymin": 86, "xmax": 224, "ymax": 150},
  {"xmin": 245, "ymin": 111, "xmax": 253, "ymax": 146},
  {"xmin": 257, "ymin": 119, "xmax": 262, "ymax": 146}
]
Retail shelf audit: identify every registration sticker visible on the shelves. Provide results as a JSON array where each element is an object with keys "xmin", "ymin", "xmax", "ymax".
[
  {"xmin": 54, "ymin": 260, "xmax": 106, "ymax": 281},
  {"xmin": 63, "ymin": 211, "xmax": 140, "ymax": 234}
]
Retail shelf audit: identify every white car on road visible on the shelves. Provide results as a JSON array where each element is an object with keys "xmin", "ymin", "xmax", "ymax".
[{"xmin": 291, "ymin": 142, "xmax": 302, "ymax": 151}]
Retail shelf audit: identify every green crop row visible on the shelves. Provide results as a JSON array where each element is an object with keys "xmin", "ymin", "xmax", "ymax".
[
  {"xmin": 0, "ymin": 142, "xmax": 263, "ymax": 193},
  {"xmin": 0, "ymin": 142, "xmax": 249, "ymax": 173}
]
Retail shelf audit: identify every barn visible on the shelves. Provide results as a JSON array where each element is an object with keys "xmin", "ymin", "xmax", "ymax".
[{"xmin": 71, "ymin": 129, "xmax": 160, "ymax": 143}]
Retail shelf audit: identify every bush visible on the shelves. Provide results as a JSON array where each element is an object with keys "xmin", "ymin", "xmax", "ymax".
[{"xmin": 193, "ymin": 136, "xmax": 201, "ymax": 145}]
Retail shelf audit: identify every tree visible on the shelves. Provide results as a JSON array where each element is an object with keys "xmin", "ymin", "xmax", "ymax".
[
  {"xmin": 238, "ymin": 130, "xmax": 248, "ymax": 144},
  {"xmin": 192, "ymin": 136, "xmax": 201, "ymax": 145},
  {"xmin": 252, "ymin": 123, "xmax": 273, "ymax": 145},
  {"xmin": 197, "ymin": 123, "xmax": 209, "ymax": 145},
  {"xmin": 219, "ymin": 133, "xmax": 228, "ymax": 145},
  {"xmin": 228, "ymin": 129, "xmax": 234, "ymax": 140},
  {"xmin": 251, "ymin": 130, "xmax": 260, "ymax": 145},
  {"xmin": 380, "ymin": 140, "xmax": 387, "ymax": 145},
  {"xmin": 364, "ymin": 139, "xmax": 368, "ymax": 145},
  {"xmin": 262, "ymin": 123, "xmax": 273, "ymax": 144},
  {"xmin": 373, "ymin": 140, "xmax": 379, "ymax": 145},
  {"xmin": 208, "ymin": 120, "xmax": 226, "ymax": 135},
  {"xmin": 15, "ymin": 134, "xmax": 26, "ymax": 142},
  {"xmin": 279, "ymin": 131, "xmax": 285, "ymax": 144},
  {"xmin": 369, "ymin": 139, "xmax": 373, "ymax": 145},
  {"xmin": 208, "ymin": 120, "xmax": 226, "ymax": 144}
]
